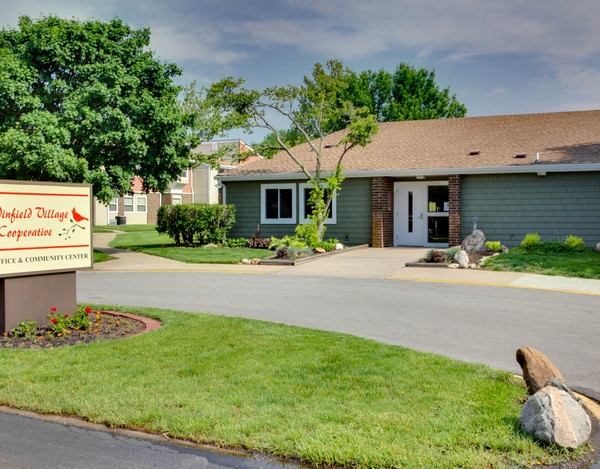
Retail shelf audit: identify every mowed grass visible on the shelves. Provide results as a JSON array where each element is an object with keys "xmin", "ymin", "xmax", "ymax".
[
  {"xmin": 483, "ymin": 248, "xmax": 600, "ymax": 279},
  {"xmin": 0, "ymin": 306, "xmax": 582, "ymax": 469},
  {"xmin": 100, "ymin": 225, "xmax": 273, "ymax": 264}
]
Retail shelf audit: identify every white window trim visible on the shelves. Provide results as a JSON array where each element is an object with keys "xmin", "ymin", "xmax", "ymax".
[
  {"xmin": 123, "ymin": 195, "xmax": 147, "ymax": 213},
  {"xmin": 299, "ymin": 183, "xmax": 337, "ymax": 224},
  {"xmin": 260, "ymin": 183, "xmax": 296, "ymax": 224},
  {"xmin": 108, "ymin": 198, "xmax": 118, "ymax": 213},
  {"xmin": 178, "ymin": 169, "xmax": 189, "ymax": 184},
  {"xmin": 136, "ymin": 195, "xmax": 147, "ymax": 213}
]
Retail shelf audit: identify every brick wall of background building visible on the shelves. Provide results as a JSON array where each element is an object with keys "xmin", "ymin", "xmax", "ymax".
[
  {"xmin": 449, "ymin": 175, "xmax": 461, "ymax": 246},
  {"xmin": 371, "ymin": 177, "xmax": 394, "ymax": 247}
]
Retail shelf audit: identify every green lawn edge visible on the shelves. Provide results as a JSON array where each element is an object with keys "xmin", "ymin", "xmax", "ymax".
[{"xmin": 0, "ymin": 305, "xmax": 586, "ymax": 469}]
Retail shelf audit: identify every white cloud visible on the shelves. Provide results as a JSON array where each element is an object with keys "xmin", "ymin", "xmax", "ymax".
[{"xmin": 484, "ymin": 88, "xmax": 508, "ymax": 98}]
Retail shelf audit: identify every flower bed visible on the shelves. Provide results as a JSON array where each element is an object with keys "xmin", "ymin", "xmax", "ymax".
[{"xmin": 0, "ymin": 309, "xmax": 146, "ymax": 349}]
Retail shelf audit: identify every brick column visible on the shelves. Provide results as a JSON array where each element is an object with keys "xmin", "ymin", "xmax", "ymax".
[
  {"xmin": 448, "ymin": 175, "xmax": 462, "ymax": 246},
  {"xmin": 371, "ymin": 177, "xmax": 394, "ymax": 247}
]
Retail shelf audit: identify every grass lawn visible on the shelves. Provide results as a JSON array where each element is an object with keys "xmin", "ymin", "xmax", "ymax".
[
  {"xmin": 0, "ymin": 305, "xmax": 583, "ymax": 469},
  {"xmin": 482, "ymin": 248, "xmax": 600, "ymax": 279},
  {"xmin": 98, "ymin": 225, "xmax": 273, "ymax": 264},
  {"xmin": 93, "ymin": 250, "xmax": 112, "ymax": 263}
]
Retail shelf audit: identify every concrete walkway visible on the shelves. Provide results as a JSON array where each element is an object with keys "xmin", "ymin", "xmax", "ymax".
[{"xmin": 91, "ymin": 233, "xmax": 600, "ymax": 296}]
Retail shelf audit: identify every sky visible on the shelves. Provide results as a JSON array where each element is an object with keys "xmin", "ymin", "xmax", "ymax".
[{"xmin": 2, "ymin": 1, "xmax": 600, "ymax": 143}]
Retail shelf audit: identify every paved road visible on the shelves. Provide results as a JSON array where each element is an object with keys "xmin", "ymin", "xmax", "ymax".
[
  {"xmin": 0, "ymin": 409, "xmax": 297, "ymax": 469},
  {"xmin": 77, "ymin": 269, "xmax": 600, "ymax": 401}
]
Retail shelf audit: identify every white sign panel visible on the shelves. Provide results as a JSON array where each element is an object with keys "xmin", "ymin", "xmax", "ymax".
[{"xmin": 0, "ymin": 181, "xmax": 93, "ymax": 277}]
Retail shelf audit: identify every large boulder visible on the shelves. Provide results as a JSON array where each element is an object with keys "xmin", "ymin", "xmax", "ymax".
[
  {"xmin": 521, "ymin": 386, "xmax": 591, "ymax": 448},
  {"xmin": 516, "ymin": 347, "xmax": 567, "ymax": 394},
  {"xmin": 454, "ymin": 250, "xmax": 469, "ymax": 269},
  {"xmin": 461, "ymin": 230, "xmax": 486, "ymax": 251}
]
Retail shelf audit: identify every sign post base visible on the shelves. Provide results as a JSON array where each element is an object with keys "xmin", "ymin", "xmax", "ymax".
[{"xmin": 0, "ymin": 272, "xmax": 77, "ymax": 333}]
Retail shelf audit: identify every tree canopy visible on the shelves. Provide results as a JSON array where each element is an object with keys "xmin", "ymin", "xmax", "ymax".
[
  {"xmin": 0, "ymin": 16, "xmax": 196, "ymax": 203},
  {"xmin": 256, "ymin": 60, "xmax": 467, "ymax": 149},
  {"xmin": 200, "ymin": 60, "xmax": 379, "ymax": 241}
]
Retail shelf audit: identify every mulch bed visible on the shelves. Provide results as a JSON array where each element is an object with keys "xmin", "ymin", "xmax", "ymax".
[{"xmin": 0, "ymin": 311, "xmax": 158, "ymax": 349}]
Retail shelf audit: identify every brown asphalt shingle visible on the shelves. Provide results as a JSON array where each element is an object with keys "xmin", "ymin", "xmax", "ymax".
[{"xmin": 220, "ymin": 110, "xmax": 600, "ymax": 177}]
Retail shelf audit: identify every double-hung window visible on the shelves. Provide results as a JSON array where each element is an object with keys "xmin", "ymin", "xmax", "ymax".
[
  {"xmin": 299, "ymin": 183, "xmax": 337, "ymax": 224},
  {"xmin": 261, "ymin": 184, "xmax": 296, "ymax": 224},
  {"xmin": 123, "ymin": 195, "xmax": 147, "ymax": 213}
]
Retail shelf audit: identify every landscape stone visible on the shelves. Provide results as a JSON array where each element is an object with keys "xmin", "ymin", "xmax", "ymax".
[
  {"xmin": 314, "ymin": 247, "xmax": 326, "ymax": 254},
  {"xmin": 461, "ymin": 229, "xmax": 486, "ymax": 251},
  {"xmin": 251, "ymin": 258, "xmax": 261, "ymax": 265},
  {"xmin": 520, "ymin": 386, "xmax": 591, "ymax": 448},
  {"xmin": 241, "ymin": 258, "xmax": 251, "ymax": 265},
  {"xmin": 454, "ymin": 250, "xmax": 469, "ymax": 269},
  {"xmin": 516, "ymin": 346, "xmax": 566, "ymax": 394},
  {"xmin": 335, "ymin": 243, "xmax": 344, "ymax": 250},
  {"xmin": 596, "ymin": 242, "xmax": 600, "ymax": 253}
]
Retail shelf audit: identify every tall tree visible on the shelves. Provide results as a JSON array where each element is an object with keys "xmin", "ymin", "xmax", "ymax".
[
  {"xmin": 256, "ymin": 61, "xmax": 466, "ymax": 148},
  {"xmin": 203, "ymin": 60, "xmax": 379, "ymax": 241},
  {"xmin": 0, "ymin": 16, "xmax": 197, "ymax": 203}
]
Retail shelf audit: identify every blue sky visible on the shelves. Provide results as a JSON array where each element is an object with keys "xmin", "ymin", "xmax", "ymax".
[{"xmin": 3, "ymin": 1, "xmax": 600, "ymax": 142}]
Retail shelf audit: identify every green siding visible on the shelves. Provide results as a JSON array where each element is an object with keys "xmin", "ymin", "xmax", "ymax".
[
  {"xmin": 225, "ymin": 178, "xmax": 372, "ymax": 245},
  {"xmin": 461, "ymin": 173, "xmax": 600, "ymax": 247}
]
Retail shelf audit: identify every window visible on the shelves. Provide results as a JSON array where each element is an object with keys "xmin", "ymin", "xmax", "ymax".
[
  {"xmin": 123, "ymin": 195, "xmax": 147, "ymax": 213},
  {"xmin": 260, "ymin": 184, "xmax": 296, "ymax": 224},
  {"xmin": 299, "ymin": 183, "xmax": 337, "ymax": 224},
  {"xmin": 172, "ymin": 196, "xmax": 182, "ymax": 205},
  {"xmin": 136, "ymin": 196, "xmax": 147, "ymax": 213},
  {"xmin": 123, "ymin": 196, "xmax": 134, "ymax": 213},
  {"xmin": 178, "ymin": 169, "xmax": 188, "ymax": 183},
  {"xmin": 108, "ymin": 198, "xmax": 118, "ymax": 213}
]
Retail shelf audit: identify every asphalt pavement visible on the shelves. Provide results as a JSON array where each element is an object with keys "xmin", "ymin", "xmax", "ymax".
[{"xmin": 92, "ymin": 232, "xmax": 600, "ymax": 296}]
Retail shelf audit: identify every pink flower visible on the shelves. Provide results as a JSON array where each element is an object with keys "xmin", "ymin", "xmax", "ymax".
[
  {"xmin": 85, "ymin": 307, "xmax": 92, "ymax": 314},
  {"xmin": 64, "ymin": 314, "xmax": 70, "ymax": 318},
  {"xmin": 50, "ymin": 307, "xmax": 57, "ymax": 313},
  {"xmin": 50, "ymin": 317, "xmax": 58, "ymax": 324}
]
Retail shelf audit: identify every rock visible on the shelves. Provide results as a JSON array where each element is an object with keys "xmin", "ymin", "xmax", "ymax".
[
  {"xmin": 448, "ymin": 263, "xmax": 459, "ymax": 269},
  {"xmin": 596, "ymin": 242, "xmax": 600, "ymax": 253},
  {"xmin": 241, "ymin": 258, "xmax": 251, "ymax": 265},
  {"xmin": 335, "ymin": 243, "xmax": 344, "ymax": 250},
  {"xmin": 314, "ymin": 247, "xmax": 326, "ymax": 254},
  {"xmin": 454, "ymin": 250, "xmax": 469, "ymax": 269},
  {"xmin": 521, "ymin": 386, "xmax": 591, "ymax": 448},
  {"xmin": 461, "ymin": 230, "xmax": 486, "ymax": 251},
  {"xmin": 545, "ymin": 377, "xmax": 582, "ymax": 404},
  {"xmin": 251, "ymin": 258, "xmax": 261, "ymax": 265},
  {"xmin": 516, "ymin": 347, "xmax": 567, "ymax": 394}
]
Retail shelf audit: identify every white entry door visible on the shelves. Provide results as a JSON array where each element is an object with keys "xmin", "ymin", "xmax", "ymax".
[
  {"xmin": 394, "ymin": 183, "xmax": 426, "ymax": 246},
  {"xmin": 394, "ymin": 182, "xmax": 450, "ymax": 247}
]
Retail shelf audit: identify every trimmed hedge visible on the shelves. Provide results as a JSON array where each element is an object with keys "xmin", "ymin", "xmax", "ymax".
[{"xmin": 156, "ymin": 203, "xmax": 236, "ymax": 246}]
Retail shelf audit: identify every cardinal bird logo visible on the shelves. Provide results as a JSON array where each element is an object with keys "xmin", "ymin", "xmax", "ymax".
[{"xmin": 72, "ymin": 207, "xmax": 89, "ymax": 223}]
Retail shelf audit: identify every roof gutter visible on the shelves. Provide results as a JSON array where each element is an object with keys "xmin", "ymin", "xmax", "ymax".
[{"xmin": 217, "ymin": 163, "xmax": 600, "ymax": 182}]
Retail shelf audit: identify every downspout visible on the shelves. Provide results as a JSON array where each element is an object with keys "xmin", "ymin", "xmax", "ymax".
[{"xmin": 216, "ymin": 177, "xmax": 226, "ymax": 205}]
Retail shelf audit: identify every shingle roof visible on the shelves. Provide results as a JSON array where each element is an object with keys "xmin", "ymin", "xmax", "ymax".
[{"xmin": 219, "ymin": 110, "xmax": 600, "ymax": 179}]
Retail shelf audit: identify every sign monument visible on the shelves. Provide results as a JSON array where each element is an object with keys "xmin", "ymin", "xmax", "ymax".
[{"xmin": 0, "ymin": 180, "xmax": 93, "ymax": 331}]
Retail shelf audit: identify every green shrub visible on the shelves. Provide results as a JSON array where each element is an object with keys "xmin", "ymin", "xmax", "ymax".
[
  {"xmin": 485, "ymin": 241, "xmax": 502, "ymax": 252},
  {"xmin": 520, "ymin": 233, "xmax": 541, "ymax": 250},
  {"xmin": 226, "ymin": 238, "xmax": 249, "ymax": 248},
  {"xmin": 444, "ymin": 247, "xmax": 460, "ymax": 259},
  {"xmin": 565, "ymin": 235, "xmax": 586, "ymax": 252},
  {"xmin": 156, "ymin": 203, "xmax": 236, "ymax": 247},
  {"xmin": 269, "ymin": 221, "xmax": 338, "ymax": 253}
]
